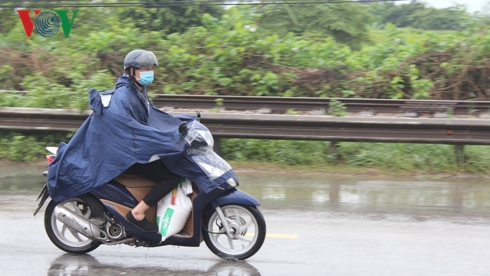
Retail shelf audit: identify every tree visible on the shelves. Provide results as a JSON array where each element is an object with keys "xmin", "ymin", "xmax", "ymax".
[
  {"xmin": 409, "ymin": 6, "xmax": 466, "ymax": 30},
  {"xmin": 117, "ymin": 0, "xmax": 225, "ymax": 35},
  {"xmin": 258, "ymin": 0, "xmax": 371, "ymax": 50},
  {"xmin": 0, "ymin": 8, "xmax": 18, "ymax": 34},
  {"xmin": 366, "ymin": 0, "xmax": 466, "ymax": 30},
  {"xmin": 475, "ymin": 1, "xmax": 490, "ymax": 25}
]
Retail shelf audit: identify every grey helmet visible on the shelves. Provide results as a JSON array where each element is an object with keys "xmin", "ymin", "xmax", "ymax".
[{"xmin": 123, "ymin": 50, "xmax": 158, "ymax": 71}]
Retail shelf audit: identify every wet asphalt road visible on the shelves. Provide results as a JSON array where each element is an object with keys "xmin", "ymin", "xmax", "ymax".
[{"xmin": 2, "ymin": 163, "xmax": 490, "ymax": 275}]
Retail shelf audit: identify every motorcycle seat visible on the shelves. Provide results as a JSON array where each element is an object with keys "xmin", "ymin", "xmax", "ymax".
[{"xmin": 113, "ymin": 173, "xmax": 156, "ymax": 188}]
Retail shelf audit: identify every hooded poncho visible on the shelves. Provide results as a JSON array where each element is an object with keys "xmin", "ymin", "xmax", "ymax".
[{"xmin": 47, "ymin": 74, "xmax": 237, "ymax": 203}]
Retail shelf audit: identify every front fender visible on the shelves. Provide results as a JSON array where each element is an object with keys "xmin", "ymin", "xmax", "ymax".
[{"xmin": 210, "ymin": 189, "xmax": 261, "ymax": 209}]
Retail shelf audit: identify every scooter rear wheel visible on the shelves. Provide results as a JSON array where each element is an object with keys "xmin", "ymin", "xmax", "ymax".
[
  {"xmin": 203, "ymin": 204, "xmax": 266, "ymax": 260},
  {"xmin": 44, "ymin": 194, "xmax": 104, "ymax": 254}
]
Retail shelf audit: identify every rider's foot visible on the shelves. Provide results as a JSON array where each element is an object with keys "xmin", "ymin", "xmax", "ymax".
[{"xmin": 125, "ymin": 211, "xmax": 158, "ymax": 233}]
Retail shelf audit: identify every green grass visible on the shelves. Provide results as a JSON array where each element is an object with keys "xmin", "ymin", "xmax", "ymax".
[
  {"xmin": 0, "ymin": 132, "xmax": 73, "ymax": 162},
  {"xmin": 3, "ymin": 132, "xmax": 490, "ymax": 175},
  {"xmin": 222, "ymin": 139, "xmax": 490, "ymax": 175}
]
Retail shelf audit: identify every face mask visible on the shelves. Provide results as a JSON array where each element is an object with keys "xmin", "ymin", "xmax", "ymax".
[{"xmin": 137, "ymin": 71, "xmax": 154, "ymax": 86}]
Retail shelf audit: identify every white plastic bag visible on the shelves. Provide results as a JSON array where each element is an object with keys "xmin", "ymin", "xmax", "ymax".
[{"xmin": 156, "ymin": 178, "xmax": 193, "ymax": 241}]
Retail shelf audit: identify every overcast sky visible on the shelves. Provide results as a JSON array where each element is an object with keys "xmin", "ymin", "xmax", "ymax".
[{"xmin": 421, "ymin": 0, "xmax": 488, "ymax": 13}]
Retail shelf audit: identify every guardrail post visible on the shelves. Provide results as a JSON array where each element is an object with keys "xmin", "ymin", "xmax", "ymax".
[
  {"xmin": 329, "ymin": 141, "xmax": 340, "ymax": 161},
  {"xmin": 214, "ymin": 137, "xmax": 222, "ymax": 156},
  {"xmin": 454, "ymin": 144, "xmax": 465, "ymax": 167}
]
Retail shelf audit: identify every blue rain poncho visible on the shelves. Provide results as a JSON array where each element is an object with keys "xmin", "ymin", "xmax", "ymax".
[{"xmin": 47, "ymin": 74, "xmax": 237, "ymax": 203}]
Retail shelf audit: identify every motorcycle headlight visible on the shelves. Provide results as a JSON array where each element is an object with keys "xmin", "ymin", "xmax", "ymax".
[{"xmin": 226, "ymin": 178, "xmax": 237, "ymax": 187}]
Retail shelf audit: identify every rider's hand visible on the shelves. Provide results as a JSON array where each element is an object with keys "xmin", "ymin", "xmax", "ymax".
[{"xmin": 179, "ymin": 121, "xmax": 188, "ymax": 134}]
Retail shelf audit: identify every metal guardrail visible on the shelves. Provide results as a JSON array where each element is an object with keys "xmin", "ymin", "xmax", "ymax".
[
  {"xmin": 151, "ymin": 95, "xmax": 490, "ymax": 116},
  {"xmin": 4, "ymin": 91, "xmax": 490, "ymax": 115},
  {"xmin": 1, "ymin": 107, "xmax": 490, "ymax": 145}
]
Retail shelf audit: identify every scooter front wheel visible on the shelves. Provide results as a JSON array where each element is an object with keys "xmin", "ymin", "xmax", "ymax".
[{"xmin": 203, "ymin": 204, "xmax": 266, "ymax": 260}]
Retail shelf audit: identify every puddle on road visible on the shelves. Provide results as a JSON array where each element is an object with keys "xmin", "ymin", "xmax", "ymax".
[
  {"xmin": 237, "ymin": 172, "xmax": 490, "ymax": 218},
  {"xmin": 2, "ymin": 162, "xmax": 490, "ymax": 218},
  {"xmin": 0, "ymin": 162, "xmax": 47, "ymax": 194}
]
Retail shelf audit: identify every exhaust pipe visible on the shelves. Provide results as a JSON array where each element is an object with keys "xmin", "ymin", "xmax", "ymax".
[{"xmin": 54, "ymin": 205, "xmax": 106, "ymax": 240}]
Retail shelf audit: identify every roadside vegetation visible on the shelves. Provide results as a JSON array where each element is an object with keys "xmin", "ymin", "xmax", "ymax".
[
  {"xmin": 2, "ymin": 0, "xmax": 490, "ymax": 174},
  {"xmin": 0, "ymin": 1, "xmax": 489, "ymax": 104},
  {"xmin": 221, "ymin": 139, "xmax": 490, "ymax": 175},
  {"xmin": 2, "ymin": 131, "xmax": 489, "ymax": 175}
]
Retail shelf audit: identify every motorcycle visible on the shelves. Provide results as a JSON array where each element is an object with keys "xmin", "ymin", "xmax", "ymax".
[{"xmin": 33, "ymin": 117, "xmax": 266, "ymax": 260}]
